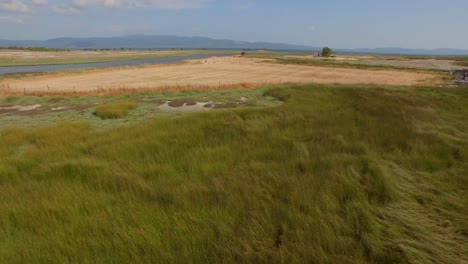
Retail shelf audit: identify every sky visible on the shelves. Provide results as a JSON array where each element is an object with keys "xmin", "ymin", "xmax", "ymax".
[{"xmin": 0, "ymin": 0, "xmax": 467, "ymax": 49}]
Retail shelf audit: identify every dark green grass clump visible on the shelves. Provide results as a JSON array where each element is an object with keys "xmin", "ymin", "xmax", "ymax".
[
  {"xmin": 0, "ymin": 84, "xmax": 467, "ymax": 263},
  {"xmin": 455, "ymin": 60, "xmax": 468, "ymax": 67},
  {"xmin": 94, "ymin": 101, "xmax": 137, "ymax": 119}
]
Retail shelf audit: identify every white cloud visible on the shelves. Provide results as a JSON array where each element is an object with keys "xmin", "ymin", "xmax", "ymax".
[
  {"xmin": 31, "ymin": 0, "xmax": 47, "ymax": 5},
  {"xmin": 132, "ymin": 0, "xmax": 206, "ymax": 9},
  {"xmin": 0, "ymin": 14, "xmax": 29, "ymax": 22},
  {"xmin": 0, "ymin": 0, "xmax": 209, "ymax": 26},
  {"xmin": 72, "ymin": 0, "xmax": 207, "ymax": 9},
  {"xmin": 0, "ymin": 0, "xmax": 32, "ymax": 13},
  {"xmin": 73, "ymin": 0, "xmax": 120, "ymax": 8},
  {"xmin": 52, "ymin": 5, "xmax": 80, "ymax": 15}
]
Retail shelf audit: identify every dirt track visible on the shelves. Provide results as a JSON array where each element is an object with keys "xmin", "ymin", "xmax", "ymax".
[{"xmin": 0, "ymin": 57, "xmax": 438, "ymax": 94}]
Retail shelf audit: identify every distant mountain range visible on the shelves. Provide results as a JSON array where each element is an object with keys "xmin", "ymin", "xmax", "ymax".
[
  {"xmin": 1, "ymin": 35, "xmax": 468, "ymax": 56},
  {"xmin": 0, "ymin": 35, "xmax": 313, "ymax": 51}
]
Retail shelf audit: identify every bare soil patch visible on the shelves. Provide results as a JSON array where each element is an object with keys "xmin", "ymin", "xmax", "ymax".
[
  {"xmin": 0, "ymin": 57, "xmax": 438, "ymax": 95},
  {"xmin": 0, "ymin": 103, "xmax": 92, "ymax": 116},
  {"xmin": 168, "ymin": 99, "xmax": 198, "ymax": 107}
]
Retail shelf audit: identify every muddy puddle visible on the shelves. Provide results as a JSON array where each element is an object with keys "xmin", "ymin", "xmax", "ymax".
[
  {"xmin": 158, "ymin": 101, "xmax": 214, "ymax": 112},
  {"xmin": 158, "ymin": 98, "xmax": 247, "ymax": 112},
  {"xmin": 0, "ymin": 104, "xmax": 91, "ymax": 116},
  {"xmin": 0, "ymin": 104, "xmax": 41, "ymax": 114},
  {"xmin": 0, "ymin": 96, "xmax": 249, "ymax": 117}
]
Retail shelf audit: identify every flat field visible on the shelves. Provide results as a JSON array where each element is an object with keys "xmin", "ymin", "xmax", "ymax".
[
  {"xmin": 0, "ymin": 50, "xmax": 466, "ymax": 263},
  {"xmin": 0, "ymin": 56, "xmax": 442, "ymax": 95},
  {"xmin": 256, "ymin": 53, "xmax": 468, "ymax": 71},
  {"xmin": 0, "ymin": 84, "xmax": 467, "ymax": 263}
]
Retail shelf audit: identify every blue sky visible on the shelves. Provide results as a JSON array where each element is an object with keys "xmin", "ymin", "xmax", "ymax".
[{"xmin": 1, "ymin": 0, "xmax": 467, "ymax": 49}]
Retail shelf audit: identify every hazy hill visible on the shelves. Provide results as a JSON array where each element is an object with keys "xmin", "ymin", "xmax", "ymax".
[
  {"xmin": 0, "ymin": 35, "xmax": 316, "ymax": 51},
  {"xmin": 1, "ymin": 35, "xmax": 468, "ymax": 55}
]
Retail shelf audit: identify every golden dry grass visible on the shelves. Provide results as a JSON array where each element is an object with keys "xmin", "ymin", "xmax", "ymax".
[{"xmin": 0, "ymin": 57, "xmax": 440, "ymax": 95}]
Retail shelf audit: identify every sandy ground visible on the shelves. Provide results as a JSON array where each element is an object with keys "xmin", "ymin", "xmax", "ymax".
[{"xmin": 0, "ymin": 57, "xmax": 438, "ymax": 95}]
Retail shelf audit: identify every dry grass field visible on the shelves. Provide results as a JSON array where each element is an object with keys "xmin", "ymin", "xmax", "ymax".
[{"xmin": 0, "ymin": 57, "xmax": 440, "ymax": 95}]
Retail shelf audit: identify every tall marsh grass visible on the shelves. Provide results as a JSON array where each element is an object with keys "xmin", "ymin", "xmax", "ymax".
[{"xmin": 0, "ymin": 84, "xmax": 466, "ymax": 263}]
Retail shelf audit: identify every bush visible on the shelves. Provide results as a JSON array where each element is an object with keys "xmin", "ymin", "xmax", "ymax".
[
  {"xmin": 322, "ymin": 47, "xmax": 333, "ymax": 57},
  {"xmin": 94, "ymin": 101, "xmax": 137, "ymax": 119}
]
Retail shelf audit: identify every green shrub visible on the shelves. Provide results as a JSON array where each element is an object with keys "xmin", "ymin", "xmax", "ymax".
[
  {"xmin": 94, "ymin": 101, "xmax": 137, "ymax": 119},
  {"xmin": 322, "ymin": 47, "xmax": 333, "ymax": 57}
]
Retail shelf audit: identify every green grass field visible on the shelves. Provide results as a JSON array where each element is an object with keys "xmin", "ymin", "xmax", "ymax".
[
  {"xmin": 401, "ymin": 55, "xmax": 468, "ymax": 67},
  {"xmin": 455, "ymin": 60, "xmax": 468, "ymax": 67},
  {"xmin": 377, "ymin": 54, "xmax": 468, "ymax": 67},
  {"xmin": 0, "ymin": 84, "xmax": 467, "ymax": 263}
]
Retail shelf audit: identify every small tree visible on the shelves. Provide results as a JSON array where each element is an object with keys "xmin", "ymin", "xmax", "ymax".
[{"xmin": 322, "ymin": 47, "xmax": 333, "ymax": 57}]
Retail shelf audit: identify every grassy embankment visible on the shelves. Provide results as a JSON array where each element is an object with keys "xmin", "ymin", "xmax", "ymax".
[
  {"xmin": 271, "ymin": 57, "xmax": 441, "ymax": 72},
  {"xmin": 402, "ymin": 55, "xmax": 468, "ymax": 67},
  {"xmin": 454, "ymin": 59, "xmax": 468, "ymax": 67},
  {"xmin": 0, "ymin": 84, "xmax": 467, "ymax": 263},
  {"xmin": 373, "ymin": 54, "xmax": 468, "ymax": 67}
]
